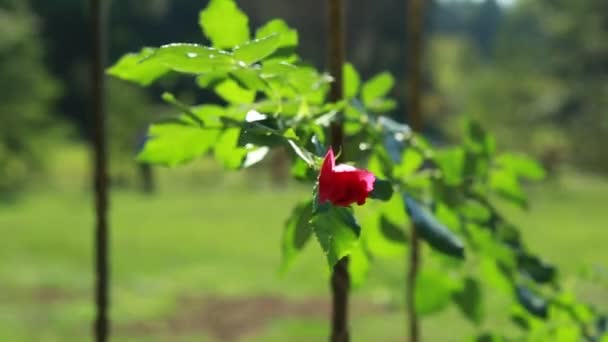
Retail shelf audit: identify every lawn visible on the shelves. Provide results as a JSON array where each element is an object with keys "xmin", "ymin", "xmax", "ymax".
[{"xmin": 0, "ymin": 145, "xmax": 606, "ymax": 341}]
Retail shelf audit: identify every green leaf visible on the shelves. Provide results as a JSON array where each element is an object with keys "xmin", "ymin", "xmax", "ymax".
[
  {"xmin": 517, "ymin": 254, "xmax": 556, "ymax": 284},
  {"xmin": 230, "ymin": 68, "xmax": 268, "ymax": 91},
  {"xmin": 214, "ymin": 128, "xmax": 248, "ymax": 169},
  {"xmin": 403, "ymin": 195, "xmax": 465, "ymax": 259},
  {"xmin": 459, "ymin": 200, "xmax": 492, "ymax": 223},
  {"xmin": 369, "ymin": 179, "xmax": 394, "ymax": 201},
  {"xmin": 348, "ymin": 242, "xmax": 371, "ymax": 288},
  {"xmin": 287, "ymin": 140, "xmax": 315, "ymax": 166},
  {"xmin": 367, "ymin": 98, "xmax": 397, "ymax": 113},
  {"xmin": 344, "ymin": 63, "xmax": 360, "ymax": 99},
  {"xmin": 416, "ymin": 269, "xmax": 458, "ymax": 316},
  {"xmin": 281, "ymin": 201, "xmax": 313, "ymax": 273},
  {"xmin": 453, "ymin": 277, "xmax": 484, "ymax": 325},
  {"xmin": 200, "ymin": 0, "xmax": 250, "ymax": 49},
  {"xmin": 137, "ymin": 122, "xmax": 219, "ymax": 166},
  {"xmin": 107, "ymin": 48, "xmax": 169, "ymax": 85},
  {"xmin": 490, "ymin": 168, "xmax": 527, "ymax": 207},
  {"xmin": 496, "ymin": 153, "xmax": 546, "ymax": 181},
  {"xmin": 395, "ymin": 149, "xmax": 423, "ymax": 178},
  {"xmin": 362, "ymin": 72, "xmax": 394, "ymax": 107},
  {"xmin": 311, "ymin": 205, "xmax": 361, "ymax": 268},
  {"xmin": 435, "ymin": 147, "xmax": 465, "ymax": 186},
  {"xmin": 464, "ymin": 119, "xmax": 495, "ymax": 156},
  {"xmin": 379, "ymin": 215, "xmax": 408, "ymax": 243},
  {"xmin": 196, "ymin": 71, "xmax": 227, "ymax": 88},
  {"xmin": 283, "ymin": 128, "xmax": 299, "ymax": 141},
  {"xmin": 234, "ymin": 34, "xmax": 281, "ymax": 65},
  {"xmin": 479, "ymin": 258, "xmax": 513, "ymax": 295},
  {"xmin": 256, "ymin": 19, "xmax": 298, "ymax": 49},
  {"xmin": 516, "ymin": 285, "xmax": 548, "ymax": 319},
  {"xmin": 214, "ymin": 79, "xmax": 256, "ymax": 104},
  {"xmin": 147, "ymin": 44, "xmax": 235, "ymax": 74}
]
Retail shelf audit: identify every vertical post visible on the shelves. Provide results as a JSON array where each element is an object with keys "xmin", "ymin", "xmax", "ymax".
[
  {"xmin": 406, "ymin": 0, "xmax": 425, "ymax": 342},
  {"xmin": 89, "ymin": 0, "xmax": 109, "ymax": 341},
  {"xmin": 327, "ymin": 0, "xmax": 348, "ymax": 341}
]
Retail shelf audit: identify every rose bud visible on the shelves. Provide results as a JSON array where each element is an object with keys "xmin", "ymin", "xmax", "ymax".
[{"xmin": 318, "ymin": 148, "xmax": 376, "ymax": 207}]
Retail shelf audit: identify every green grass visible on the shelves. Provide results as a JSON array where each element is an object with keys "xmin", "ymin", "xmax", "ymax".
[{"xmin": 0, "ymin": 145, "xmax": 606, "ymax": 341}]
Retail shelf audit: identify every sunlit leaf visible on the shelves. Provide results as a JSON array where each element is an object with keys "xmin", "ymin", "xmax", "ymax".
[
  {"xmin": 107, "ymin": 48, "xmax": 169, "ymax": 85},
  {"xmin": 344, "ymin": 62, "xmax": 360, "ymax": 99},
  {"xmin": 362, "ymin": 72, "xmax": 394, "ymax": 106},
  {"xmin": 349, "ymin": 242, "xmax": 371, "ymax": 288},
  {"xmin": 137, "ymin": 122, "xmax": 219, "ymax": 166},
  {"xmin": 214, "ymin": 128, "xmax": 247, "ymax": 169},
  {"xmin": 255, "ymin": 19, "xmax": 298, "ymax": 54},
  {"xmin": 147, "ymin": 43, "xmax": 234, "ymax": 74},
  {"xmin": 496, "ymin": 153, "xmax": 546, "ymax": 181},
  {"xmin": 215, "ymin": 79, "xmax": 256, "ymax": 104},
  {"xmin": 200, "ymin": 0, "xmax": 250, "ymax": 49},
  {"xmin": 234, "ymin": 34, "xmax": 281, "ymax": 65},
  {"xmin": 490, "ymin": 168, "xmax": 527, "ymax": 207}
]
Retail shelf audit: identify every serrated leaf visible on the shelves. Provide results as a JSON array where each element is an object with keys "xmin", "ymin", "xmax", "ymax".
[
  {"xmin": 147, "ymin": 44, "xmax": 234, "ymax": 74},
  {"xmin": 200, "ymin": 0, "xmax": 250, "ymax": 49},
  {"xmin": 137, "ymin": 122, "xmax": 219, "ymax": 166},
  {"xmin": 234, "ymin": 34, "xmax": 281, "ymax": 65},
  {"xmin": 362, "ymin": 72, "xmax": 394, "ymax": 106},
  {"xmin": 107, "ymin": 48, "xmax": 169, "ymax": 85},
  {"xmin": 281, "ymin": 201, "xmax": 313, "ymax": 272},
  {"xmin": 369, "ymin": 179, "xmax": 394, "ymax": 201},
  {"xmin": 453, "ymin": 277, "xmax": 484, "ymax": 324},
  {"xmin": 311, "ymin": 205, "xmax": 361, "ymax": 267},
  {"xmin": 403, "ymin": 195, "xmax": 465, "ymax": 259},
  {"xmin": 214, "ymin": 79, "xmax": 256, "ymax": 104},
  {"xmin": 496, "ymin": 153, "xmax": 546, "ymax": 181},
  {"xmin": 344, "ymin": 63, "xmax": 360, "ymax": 99}
]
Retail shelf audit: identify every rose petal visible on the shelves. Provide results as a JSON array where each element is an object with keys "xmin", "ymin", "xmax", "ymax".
[{"xmin": 334, "ymin": 163, "xmax": 357, "ymax": 172}]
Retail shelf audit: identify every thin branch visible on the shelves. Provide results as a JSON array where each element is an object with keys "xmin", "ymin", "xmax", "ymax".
[
  {"xmin": 89, "ymin": 0, "xmax": 110, "ymax": 341},
  {"xmin": 405, "ymin": 0, "xmax": 426, "ymax": 341},
  {"xmin": 327, "ymin": 0, "xmax": 349, "ymax": 341}
]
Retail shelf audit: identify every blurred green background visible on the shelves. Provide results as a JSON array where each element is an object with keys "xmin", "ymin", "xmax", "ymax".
[{"xmin": 0, "ymin": 0, "xmax": 607, "ymax": 341}]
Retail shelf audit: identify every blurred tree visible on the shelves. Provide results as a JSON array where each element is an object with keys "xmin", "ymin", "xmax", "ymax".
[{"xmin": 0, "ymin": 1, "xmax": 61, "ymax": 198}]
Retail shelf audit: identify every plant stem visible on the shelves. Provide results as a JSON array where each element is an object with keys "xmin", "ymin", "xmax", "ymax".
[
  {"xmin": 406, "ymin": 0, "xmax": 426, "ymax": 341},
  {"xmin": 328, "ymin": 0, "xmax": 349, "ymax": 341},
  {"xmin": 90, "ymin": 0, "xmax": 110, "ymax": 341}
]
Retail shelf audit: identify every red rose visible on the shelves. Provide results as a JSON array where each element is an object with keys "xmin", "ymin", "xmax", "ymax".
[{"xmin": 318, "ymin": 148, "xmax": 376, "ymax": 207}]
